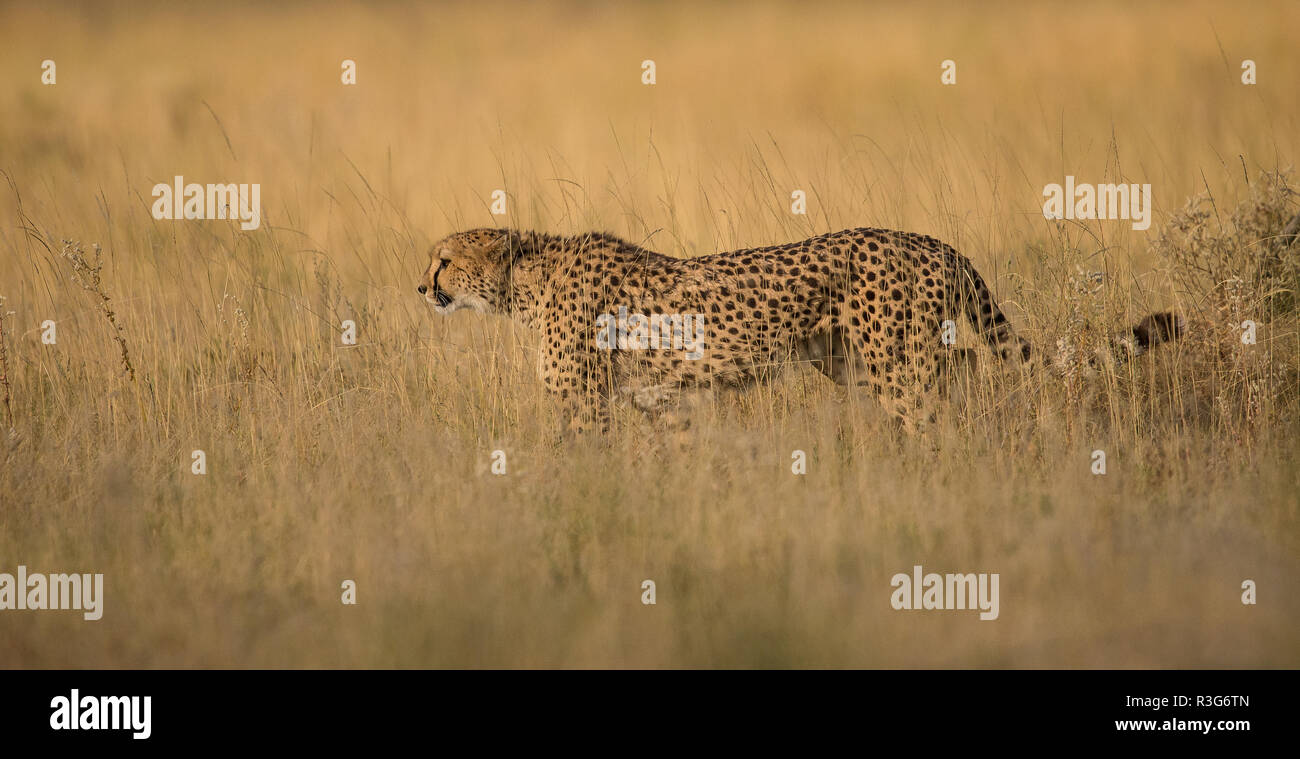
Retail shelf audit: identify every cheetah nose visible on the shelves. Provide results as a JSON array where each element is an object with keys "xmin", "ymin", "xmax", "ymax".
[{"xmin": 417, "ymin": 284, "xmax": 428, "ymax": 295}]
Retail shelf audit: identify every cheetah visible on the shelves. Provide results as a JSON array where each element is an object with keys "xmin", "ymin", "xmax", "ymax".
[{"xmin": 417, "ymin": 227, "xmax": 1182, "ymax": 433}]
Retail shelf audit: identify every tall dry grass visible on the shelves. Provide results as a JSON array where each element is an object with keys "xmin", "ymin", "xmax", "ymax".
[{"xmin": 0, "ymin": 0, "xmax": 1297, "ymax": 666}]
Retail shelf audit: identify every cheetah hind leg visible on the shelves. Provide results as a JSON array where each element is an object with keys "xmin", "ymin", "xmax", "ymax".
[
  {"xmin": 842, "ymin": 328, "xmax": 944, "ymax": 439},
  {"xmin": 934, "ymin": 346, "xmax": 980, "ymax": 411},
  {"xmin": 875, "ymin": 370, "xmax": 942, "ymax": 441},
  {"xmin": 859, "ymin": 337, "xmax": 945, "ymax": 440}
]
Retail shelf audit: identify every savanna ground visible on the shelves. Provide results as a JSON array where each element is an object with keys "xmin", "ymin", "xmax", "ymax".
[{"xmin": 1, "ymin": 0, "xmax": 1298, "ymax": 667}]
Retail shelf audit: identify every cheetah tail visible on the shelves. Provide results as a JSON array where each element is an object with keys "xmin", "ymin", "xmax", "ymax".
[
  {"xmin": 1109, "ymin": 311, "xmax": 1185, "ymax": 363},
  {"xmin": 951, "ymin": 255, "xmax": 1031, "ymax": 362}
]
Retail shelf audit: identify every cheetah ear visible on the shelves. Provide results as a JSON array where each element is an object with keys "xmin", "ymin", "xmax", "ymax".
[{"xmin": 491, "ymin": 229, "xmax": 532, "ymax": 265}]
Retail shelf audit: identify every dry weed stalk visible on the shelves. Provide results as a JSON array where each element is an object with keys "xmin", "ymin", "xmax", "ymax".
[
  {"xmin": 218, "ymin": 292, "xmax": 259, "ymax": 381},
  {"xmin": 0, "ymin": 295, "xmax": 14, "ymax": 430},
  {"xmin": 60, "ymin": 240, "xmax": 135, "ymax": 382}
]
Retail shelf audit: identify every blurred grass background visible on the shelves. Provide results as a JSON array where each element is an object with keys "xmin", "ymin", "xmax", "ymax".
[{"xmin": 0, "ymin": 0, "xmax": 1297, "ymax": 666}]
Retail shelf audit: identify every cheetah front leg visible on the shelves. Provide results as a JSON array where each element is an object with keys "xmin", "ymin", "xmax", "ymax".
[
  {"xmin": 622, "ymin": 379, "xmax": 716, "ymax": 432},
  {"xmin": 624, "ymin": 381, "xmax": 679, "ymax": 415},
  {"xmin": 560, "ymin": 391, "xmax": 612, "ymax": 436},
  {"xmin": 623, "ymin": 381, "xmax": 718, "ymax": 460},
  {"xmin": 537, "ymin": 339, "xmax": 613, "ymax": 436}
]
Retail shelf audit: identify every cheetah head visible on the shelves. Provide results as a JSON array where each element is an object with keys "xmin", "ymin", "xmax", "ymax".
[{"xmin": 418, "ymin": 228, "xmax": 519, "ymax": 315}]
